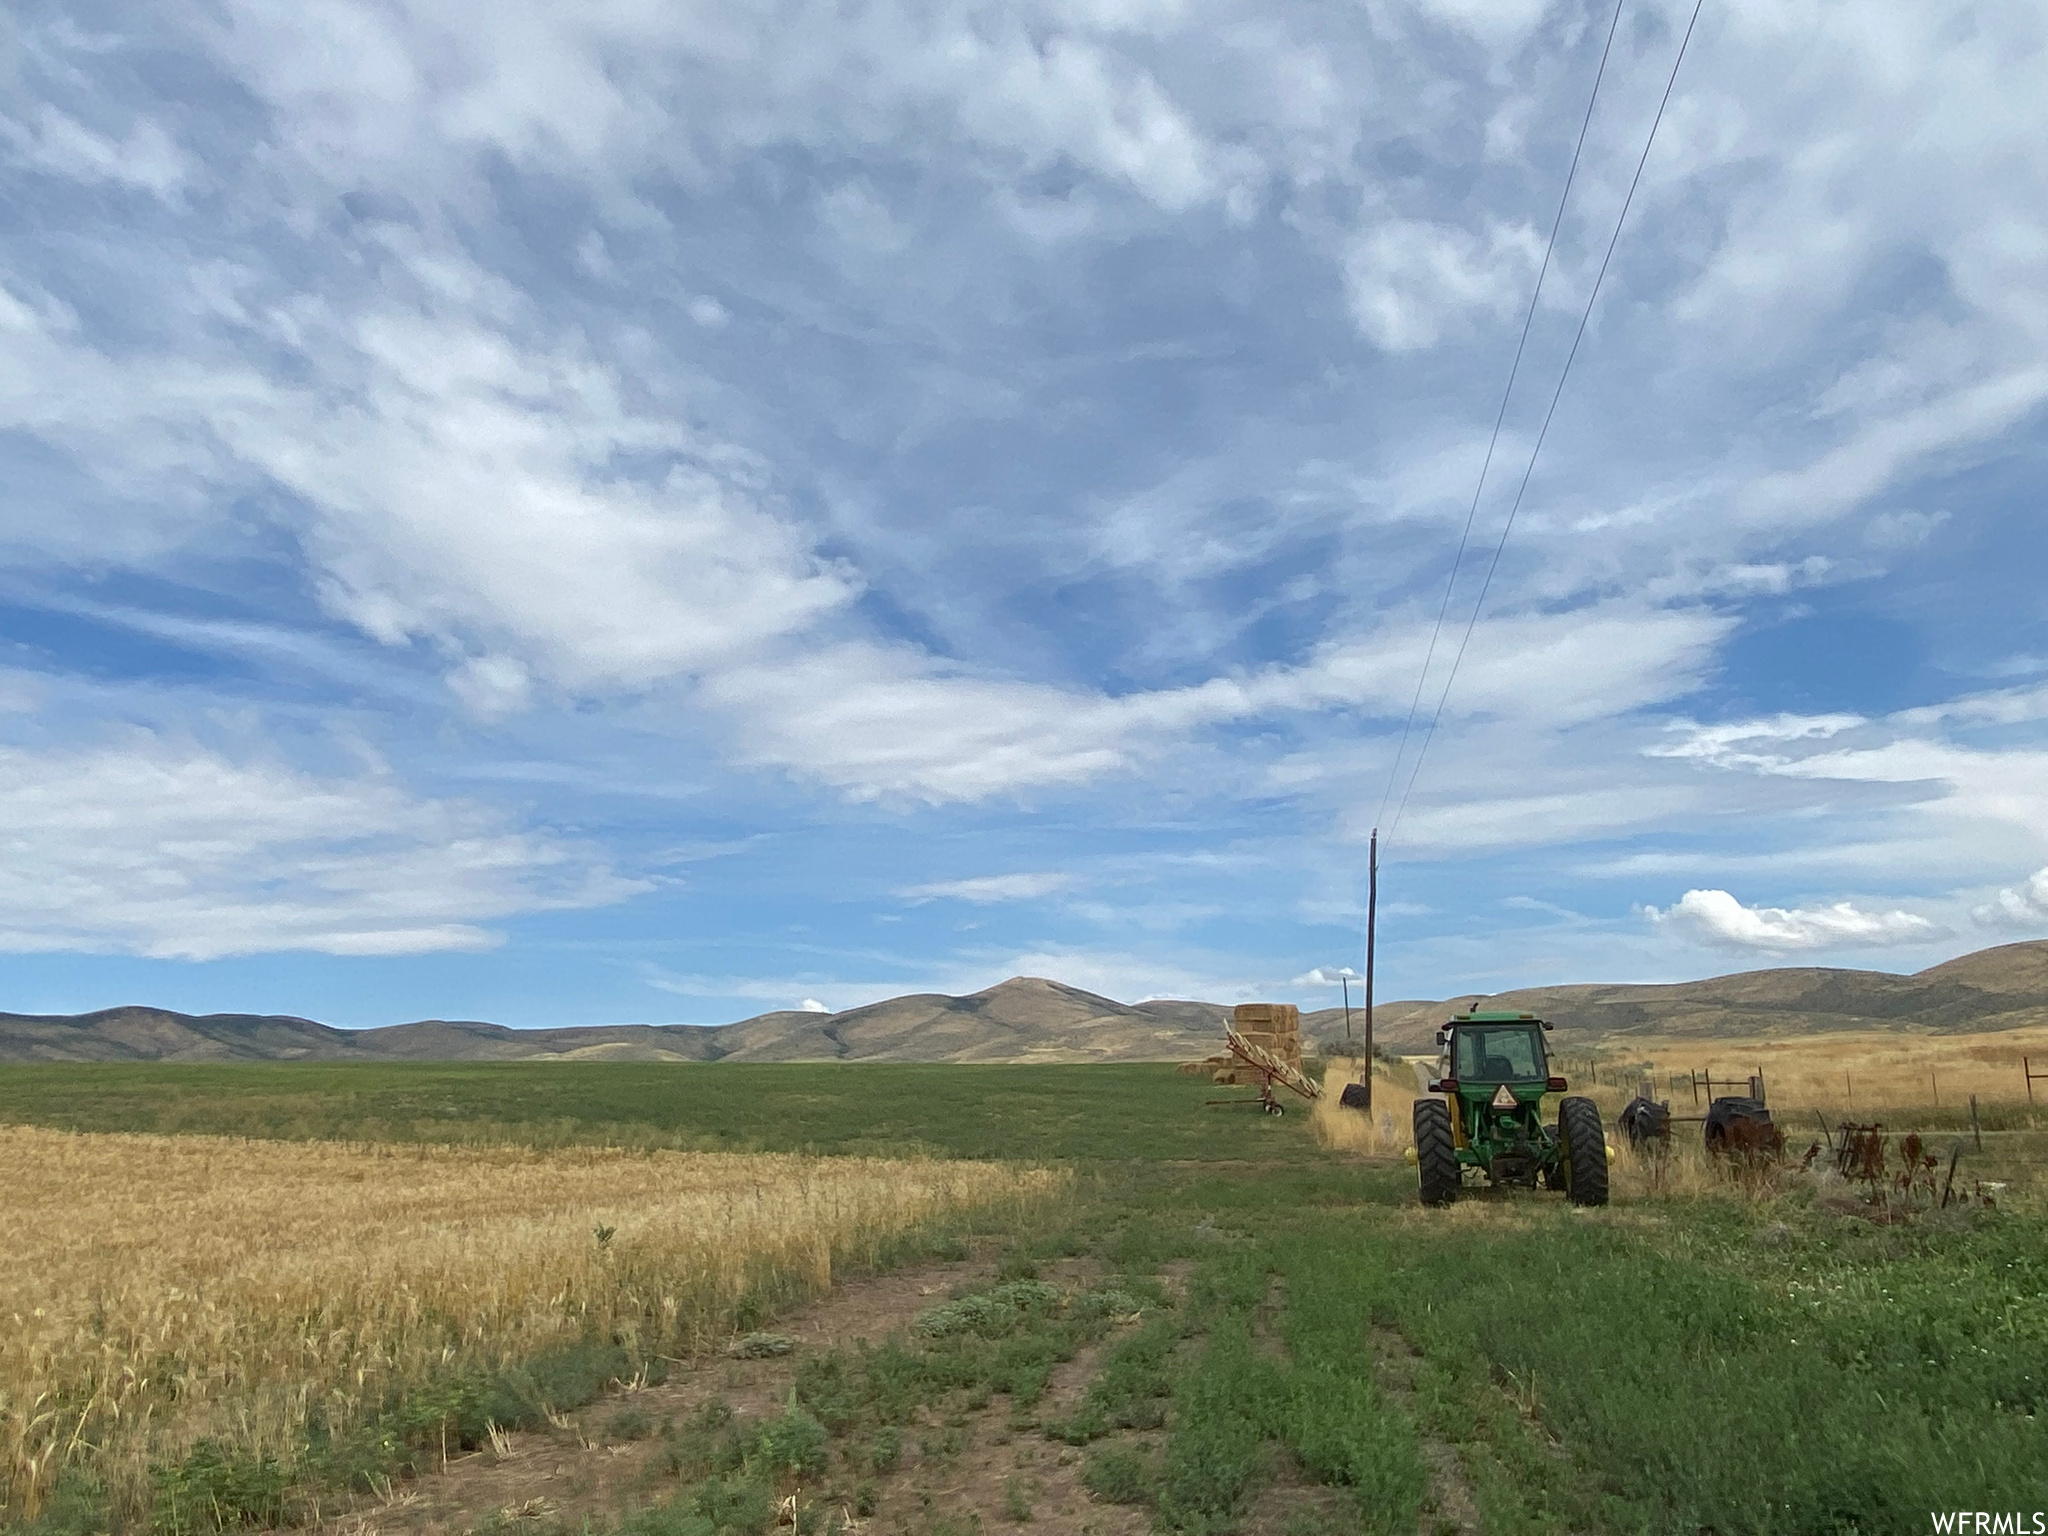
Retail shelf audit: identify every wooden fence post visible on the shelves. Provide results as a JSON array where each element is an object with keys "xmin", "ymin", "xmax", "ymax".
[{"xmin": 1969, "ymin": 1095, "xmax": 1982, "ymax": 1153}]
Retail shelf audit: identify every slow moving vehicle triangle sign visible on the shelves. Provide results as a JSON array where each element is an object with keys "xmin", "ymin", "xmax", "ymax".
[{"xmin": 1491, "ymin": 1085, "xmax": 1516, "ymax": 1108}]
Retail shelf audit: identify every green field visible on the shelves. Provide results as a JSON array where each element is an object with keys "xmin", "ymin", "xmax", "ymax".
[
  {"xmin": 0, "ymin": 1062, "xmax": 1305, "ymax": 1161},
  {"xmin": 6, "ymin": 1062, "xmax": 2045, "ymax": 1536}
]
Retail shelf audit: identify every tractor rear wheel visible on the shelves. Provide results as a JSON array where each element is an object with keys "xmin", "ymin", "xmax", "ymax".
[
  {"xmin": 1413, "ymin": 1098, "xmax": 1459, "ymax": 1207},
  {"xmin": 1557, "ymin": 1096, "xmax": 1609, "ymax": 1207}
]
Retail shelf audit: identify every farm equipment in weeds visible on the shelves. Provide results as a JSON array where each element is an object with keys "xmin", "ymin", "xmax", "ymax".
[
  {"xmin": 1207, "ymin": 1027, "xmax": 1322, "ymax": 1115},
  {"xmin": 1704, "ymin": 1095, "xmax": 1784, "ymax": 1159},
  {"xmin": 1411, "ymin": 1011, "xmax": 1609, "ymax": 1207}
]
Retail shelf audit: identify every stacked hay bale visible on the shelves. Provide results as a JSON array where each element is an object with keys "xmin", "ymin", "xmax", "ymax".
[
  {"xmin": 1208, "ymin": 1002, "xmax": 1302, "ymax": 1084},
  {"xmin": 1233, "ymin": 1002, "xmax": 1301, "ymax": 1066}
]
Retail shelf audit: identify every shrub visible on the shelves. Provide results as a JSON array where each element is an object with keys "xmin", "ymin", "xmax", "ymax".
[
  {"xmin": 150, "ymin": 1443, "xmax": 286, "ymax": 1536},
  {"xmin": 752, "ymin": 1401, "xmax": 829, "ymax": 1482}
]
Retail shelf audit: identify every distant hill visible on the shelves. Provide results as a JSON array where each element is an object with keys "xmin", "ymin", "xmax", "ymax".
[
  {"xmin": 0, "ymin": 1006, "xmax": 357, "ymax": 1063},
  {"xmin": 0, "ymin": 979, "xmax": 1229, "ymax": 1064},
  {"xmin": 1322, "ymin": 939, "xmax": 2048, "ymax": 1050},
  {"xmin": 5, "ymin": 940, "xmax": 2045, "ymax": 1063}
]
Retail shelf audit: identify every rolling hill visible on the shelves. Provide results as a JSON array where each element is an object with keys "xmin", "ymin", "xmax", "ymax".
[
  {"xmin": 0, "ymin": 980, "xmax": 1230, "ymax": 1064},
  {"xmin": 1324, "ymin": 939, "xmax": 2048, "ymax": 1049},
  {"xmin": 4, "ymin": 939, "xmax": 2044, "ymax": 1063}
]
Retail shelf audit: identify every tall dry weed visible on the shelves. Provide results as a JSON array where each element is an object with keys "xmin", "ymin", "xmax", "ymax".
[
  {"xmin": 1576, "ymin": 1026, "xmax": 2048, "ymax": 1119},
  {"xmin": 1310, "ymin": 1058, "xmax": 1418, "ymax": 1155},
  {"xmin": 0, "ymin": 1128, "xmax": 1061, "ymax": 1524}
]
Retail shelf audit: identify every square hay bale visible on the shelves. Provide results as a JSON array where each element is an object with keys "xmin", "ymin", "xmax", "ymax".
[{"xmin": 1233, "ymin": 1002, "xmax": 1299, "ymax": 1029}]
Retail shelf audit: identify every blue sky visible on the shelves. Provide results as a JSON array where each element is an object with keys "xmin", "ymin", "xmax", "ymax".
[{"xmin": 1, "ymin": 0, "xmax": 2043, "ymax": 1027}]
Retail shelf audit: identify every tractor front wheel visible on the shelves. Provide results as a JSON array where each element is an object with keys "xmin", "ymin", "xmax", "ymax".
[
  {"xmin": 1557, "ymin": 1096, "xmax": 1609, "ymax": 1207},
  {"xmin": 1413, "ymin": 1098, "xmax": 1459, "ymax": 1206}
]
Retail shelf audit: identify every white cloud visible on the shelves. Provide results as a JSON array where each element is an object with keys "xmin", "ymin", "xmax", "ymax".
[
  {"xmin": 900, "ymin": 872, "xmax": 1079, "ymax": 903},
  {"xmin": 0, "ymin": 737, "xmax": 642, "ymax": 959},
  {"xmin": 1740, "ymin": 369, "xmax": 2048, "ymax": 530},
  {"xmin": 1291, "ymin": 966, "xmax": 1359, "ymax": 985},
  {"xmin": 1, "ymin": 0, "xmax": 2044, "ymax": 1011},
  {"xmin": 706, "ymin": 603, "xmax": 1727, "ymax": 804},
  {"xmin": 1974, "ymin": 868, "xmax": 2048, "ymax": 932},
  {"xmin": 1404, "ymin": 0, "xmax": 1549, "ymax": 50},
  {"xmin": 1644, "ymin": 888, "xmax": 1939, "ymax": 953},
  {"xmin": 799, "ymin": 997, "xmax": 831, "ymax": 1012},
  {"xmin": 2, "ymin": 105, "xmax": 191, "ymax": 198},
  {"xmin": 1647, "ymin": 714, "xmax": 1867, "ymax": 771},
  {"xmin": 445, "ymin": 654, "xmax": 534, "ymax": 718},
  {"xmin": 199, "ymin": 0, "xmax": 1260, "ymax": 216},
  {"xmin": 1343, "ymin": 217, "xmax": 1542, "ymax": 352},
  {"xmin": 0, "ymin": 257, "xmax": 860, "ymax": 696}
]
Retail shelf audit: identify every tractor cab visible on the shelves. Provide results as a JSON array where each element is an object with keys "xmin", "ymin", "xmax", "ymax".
[
  {"xmin": 1411, "ymin": 1011, "xmax": 1609, "ymax": 1208},
  {"xmin": 1430, "ymin": 1012, "xmax": 1557, "ymax": 1109},
  {"xmin": 1437, "ymin": 1015, "xmax": 1550, "ymax": 1087}
]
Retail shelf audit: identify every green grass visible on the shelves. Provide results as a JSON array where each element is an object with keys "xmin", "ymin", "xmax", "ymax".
[
  {"xmin": 7, "ymin": 1062, "xmax": 2047, "ymax": 1536},
  {"xmin": 0, "ymin": 1062, "xmax": 1313, "ymax": 1161}
]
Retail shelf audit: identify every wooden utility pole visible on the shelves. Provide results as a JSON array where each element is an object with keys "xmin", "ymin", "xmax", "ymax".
[{"xmin": 1362, "ymin": 827, "xmax": 1378, "ymax": 1110}]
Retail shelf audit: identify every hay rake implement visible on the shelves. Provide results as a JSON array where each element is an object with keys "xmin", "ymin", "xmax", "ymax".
[{"xmin": 1206, "ymin": 1027, "xmax": 1323, "ymax": 1116}]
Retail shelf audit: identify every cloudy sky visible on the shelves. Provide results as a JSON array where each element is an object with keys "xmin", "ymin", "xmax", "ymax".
[{"xmin": 1, "ymin": 0, "xmax": 2043, "ymax": 1027}]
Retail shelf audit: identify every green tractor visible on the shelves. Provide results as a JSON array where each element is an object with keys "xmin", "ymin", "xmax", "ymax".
[{"xmin": 1411, "ymin": 1011, "xmax": 1608, "ymax": 1207}]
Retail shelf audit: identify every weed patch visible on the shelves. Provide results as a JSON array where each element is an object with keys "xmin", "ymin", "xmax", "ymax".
[{"xmin": 1081, "ymin": 1447, "xmax": 1156, "ymax": 1506}]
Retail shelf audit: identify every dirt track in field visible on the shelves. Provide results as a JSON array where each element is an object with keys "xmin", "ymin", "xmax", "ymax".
[{"xmin": 311, "ymin": 1250, "xmax": 1158, "ymax": 1536}]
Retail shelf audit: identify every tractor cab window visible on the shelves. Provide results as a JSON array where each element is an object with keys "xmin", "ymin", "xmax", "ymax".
[{"xmin": 1452, "ymin": 1027, "xmax": 1546, "ymax": 1083}]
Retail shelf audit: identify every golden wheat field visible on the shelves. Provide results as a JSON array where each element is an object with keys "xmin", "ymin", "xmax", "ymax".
[{"xmin": 0, "ymin": 1127, "xmax": 1062, "ymax": 1524}]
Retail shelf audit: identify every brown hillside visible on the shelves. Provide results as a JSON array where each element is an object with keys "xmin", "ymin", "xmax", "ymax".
[
  {"xmin": 0, "ymin": 1006, "xmax": 353, "ymax": 1062},
  {"xmin": 1358, "ymin": 938, "xmax": 2048, "ymax": 1048},
  {"xmin": 714, "ymin": 978, "xmax": 1218, "ymax": 1063},
  {"xmin": 6, "ymin": 940, "xmax": 2045, "ymax": 1063}
]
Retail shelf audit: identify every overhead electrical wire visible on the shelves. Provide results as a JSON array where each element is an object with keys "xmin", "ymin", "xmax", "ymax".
[
  {"xmin": 1371, "ymin": 0, "xmax": 1630, "ymax": 836},
  {"xmin": 1384, "ymin": 0, "xmax": 1708, "ymax": 845}
]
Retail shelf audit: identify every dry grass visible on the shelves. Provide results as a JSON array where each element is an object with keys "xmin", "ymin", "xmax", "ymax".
[
  {"xmin": 1362, "ymin": 1029, "xmax": 2048, "ymax": 1208},
  {"xmin": 1309, "ymin": 1058, "xmax": 1417, "ymax": 1154},
  {"xmin": 1562, "ymin": 1025, "xmax": 2048, "ymax": 1119},
  {"xmin": 0, "ymin": 1127, "xmax": 1062, "ymax": 1524}
]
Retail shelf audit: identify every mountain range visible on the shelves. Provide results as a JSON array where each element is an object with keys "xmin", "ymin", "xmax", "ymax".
[{"xmin": 3, "ymin": 940, "xmax": 2044, "ymax": 1064}]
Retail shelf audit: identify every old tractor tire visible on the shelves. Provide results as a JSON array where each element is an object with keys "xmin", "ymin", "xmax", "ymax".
[
  {"xmin": 1557, "ymin": 1095, "xmax": 1610, "ymax": 1207},
  {"xmin": 1619, "ymin": 1095, "xmax": 1672, "ymax": 1148},
  {"xmin": 1703, "ymin": 1096, "xmax": 1779, "ymax": 1158},
  {"xmin": 1413, "ymin": 1098, "xmax": 1459, "ymax": 1207}
]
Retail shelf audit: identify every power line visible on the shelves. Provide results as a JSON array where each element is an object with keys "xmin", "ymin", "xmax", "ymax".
[
  {"xmin": 1372, "ymin": 0, "xmax": 1629, "ymax": 833},
  {"xmin": 1387, "ymin": 0, "xmax": 1707, "ymax": 843}
]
